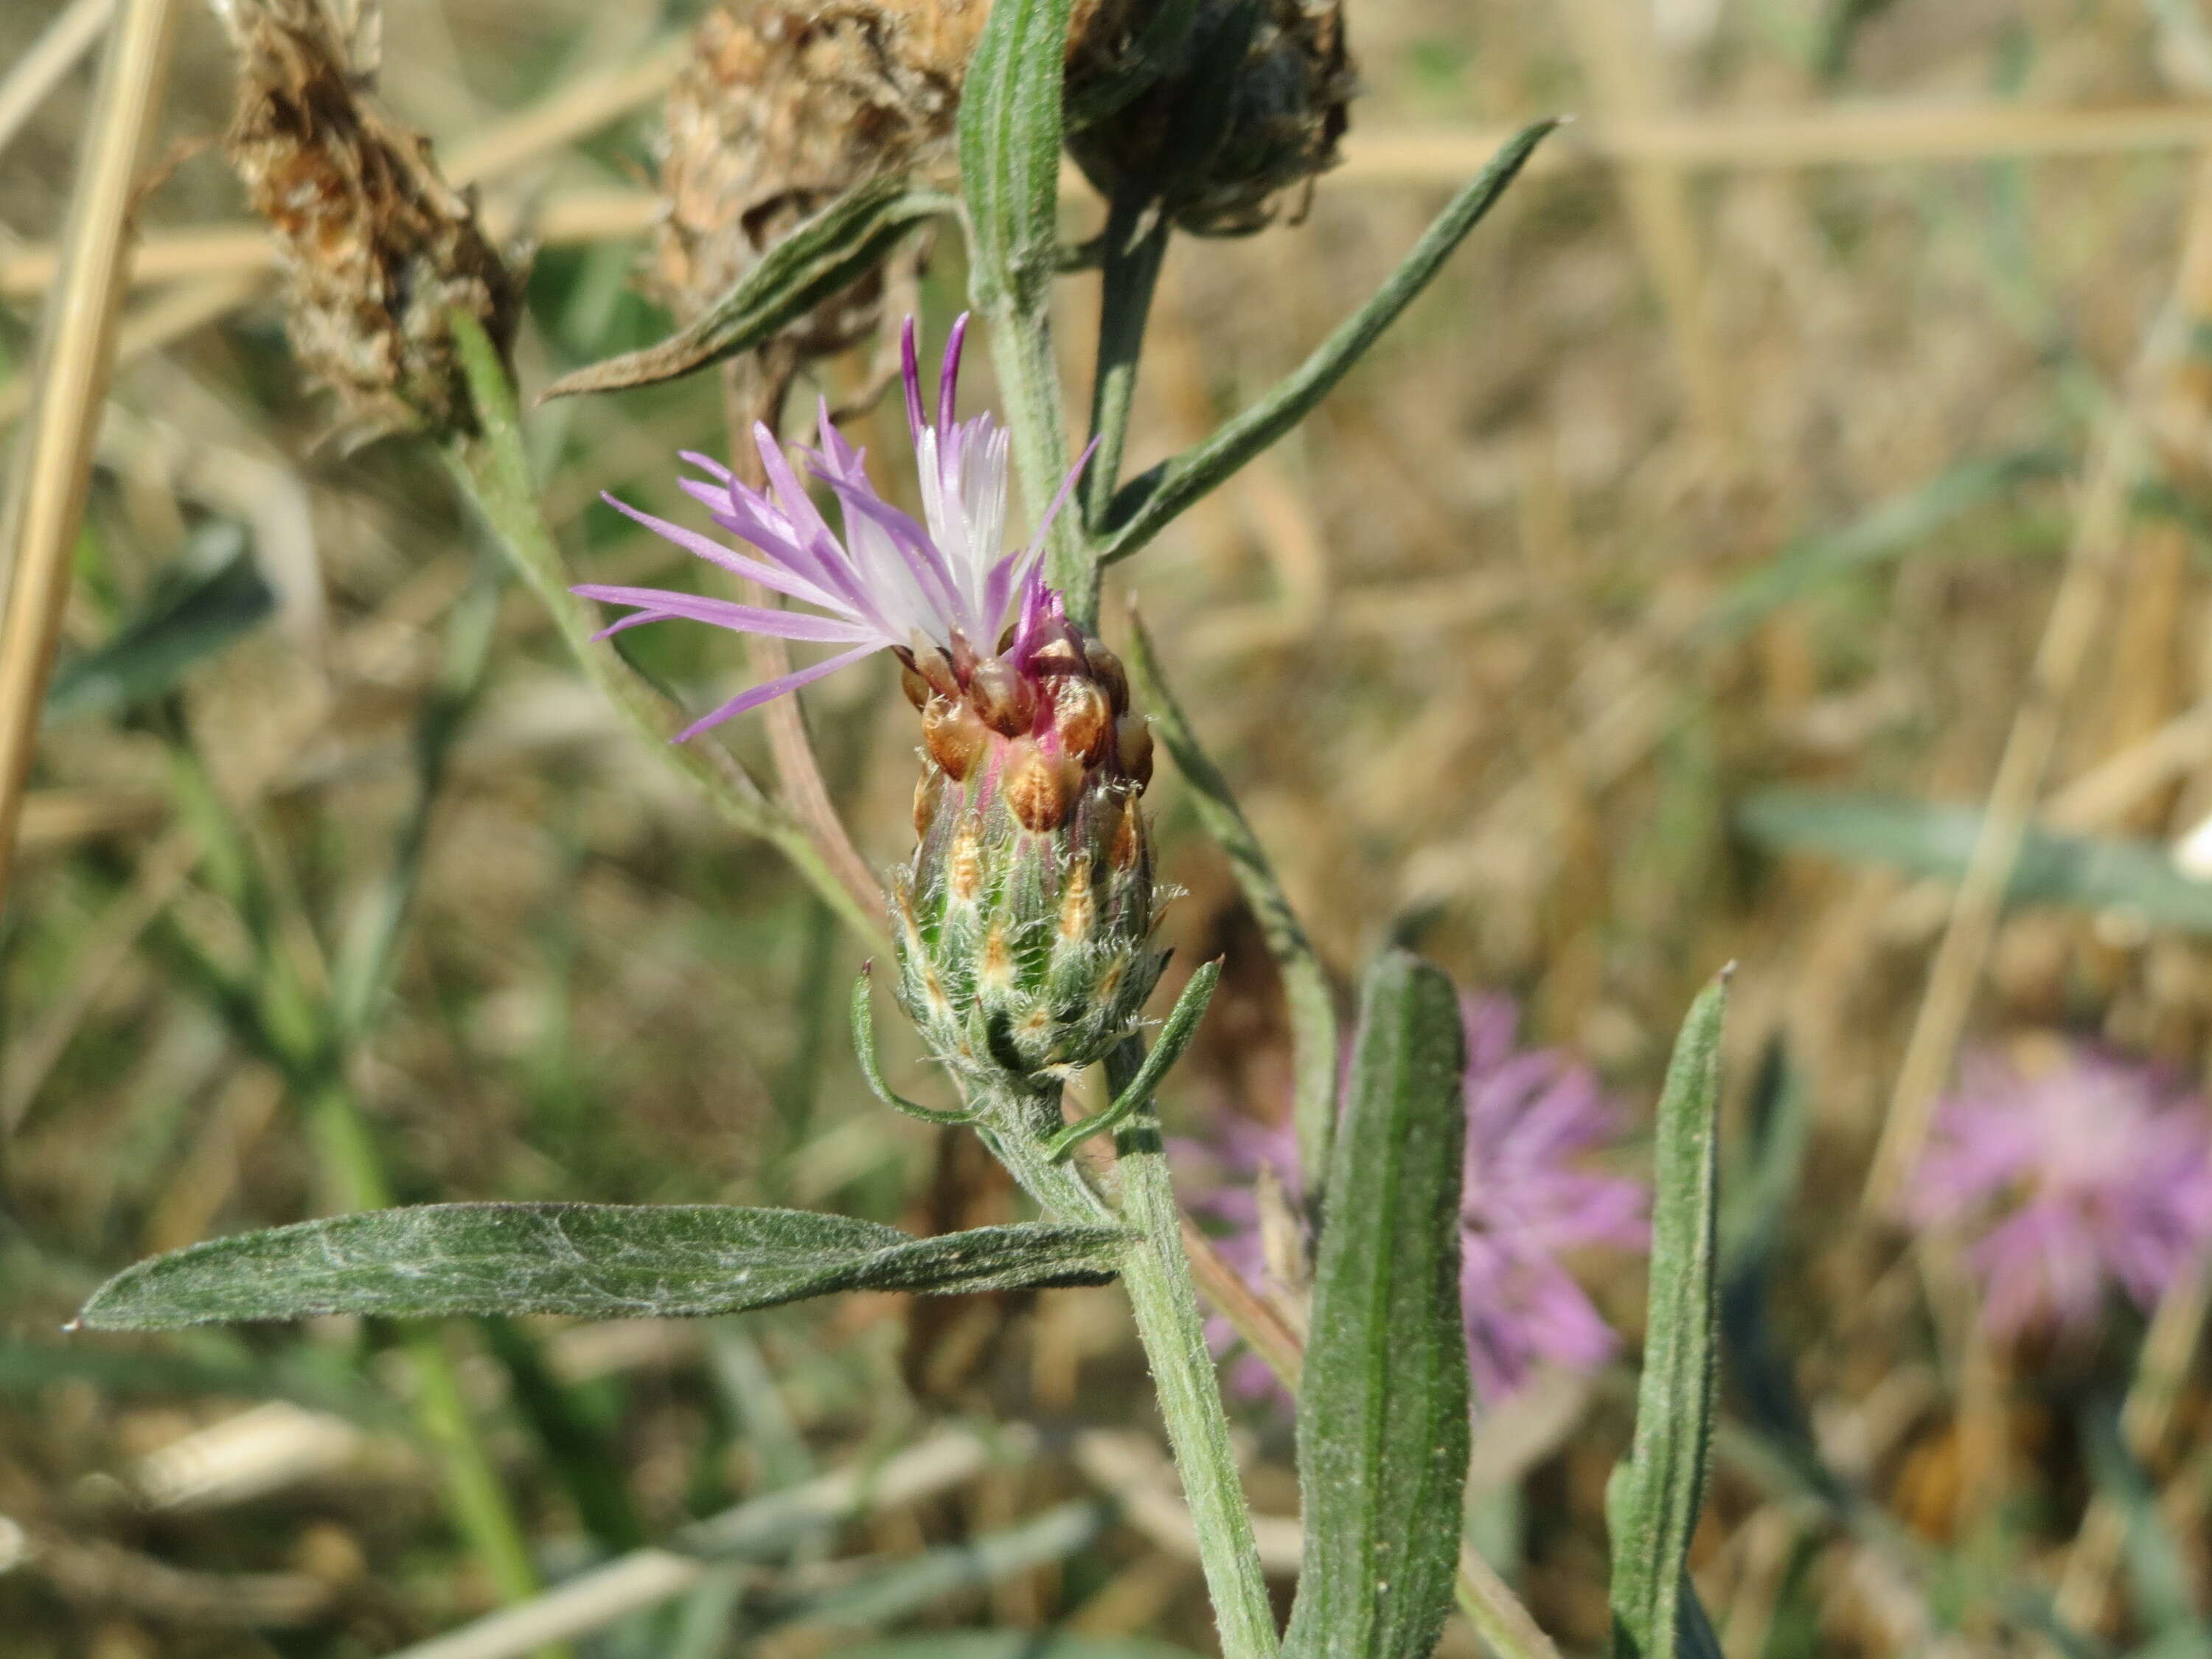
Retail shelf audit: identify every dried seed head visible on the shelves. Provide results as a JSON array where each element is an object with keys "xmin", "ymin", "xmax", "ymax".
[
  {"xmin": 212, "ymin": 0, "xmax": 520, "ymax": 445},
  {"xmin": 650, "ymin": 1, "xmax": 964, "ymax": 333},
  {"xmin": 1068, "ymin": 0, "xmax": 1354, "ymax": 237},
  {"xmin": 922, "ymin": 695, "xmax": 988, "ymax": 780}
]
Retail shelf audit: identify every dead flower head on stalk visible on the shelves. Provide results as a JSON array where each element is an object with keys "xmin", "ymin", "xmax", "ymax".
[
  {"xmin": 579, "ymin": 318, "xmax": 1164, "ymax": 1096},
  {"xmin": 209, "ymin": 0, "xmax": 520, "ymax": 445}
]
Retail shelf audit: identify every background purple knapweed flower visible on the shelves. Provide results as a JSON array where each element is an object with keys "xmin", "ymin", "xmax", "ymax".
[
  {"xmin": 1904, "ymin": 1042, "xmax": 2212, "ymax": 1338},
  {"xmin": 574, "ymin": 315, "xmax": 1087, "ymax": 740},
  {"xmin": 1178, "ymin": 994, "xmax": 1649, "ymax": 1409}
]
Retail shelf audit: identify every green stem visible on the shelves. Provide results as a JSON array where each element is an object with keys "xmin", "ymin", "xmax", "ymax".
[
  {"xmin": 981, "ymin": 305, "xmax": 1091, "ymax": 627},
  {"xmin": 1083, "ymin": 195, "xmax": 1169, "ymax": 545},
  {"xmin": 304, "ymin": 1079, "xmax": 563, "ymax": 1650},
  {"xmin": 987, "ymin": 1086, "xmax": 1280, "ymax": 1659}
]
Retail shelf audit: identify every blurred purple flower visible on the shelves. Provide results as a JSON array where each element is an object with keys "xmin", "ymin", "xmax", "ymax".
[
  {"xmin": 574, "ymin": 315, "xmax": 1088, "ymax": 740},
  {"xmin": 1177, "ymin": 995, "xmax": 1649, "ymax": 1409},
  {"xmin": 1905, "ymin": 1044, "xmax": 2212, "ymax": 1338}
]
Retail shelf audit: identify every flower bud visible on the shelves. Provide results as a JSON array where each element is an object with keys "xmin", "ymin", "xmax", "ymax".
[{"xmin": 891, "ymin": 594, "xmax": 1166, "ymax": 1091}]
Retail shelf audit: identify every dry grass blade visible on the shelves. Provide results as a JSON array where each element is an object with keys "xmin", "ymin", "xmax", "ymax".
[
  {"xmin": 0, "ymin": 0, "xmax": 116, "ymax": 160},
  {"xmin": 18, "ymin": 104, "xmax": 2212, "ymax": 306},
  {"xmin": 0, "ymin": 0, "xmax": 181, "ymax": 915}
]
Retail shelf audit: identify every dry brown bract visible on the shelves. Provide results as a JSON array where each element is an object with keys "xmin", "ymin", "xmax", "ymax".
[{"xmin": 212, "ymin": 0, "xmax": 520, "ymax": 445}]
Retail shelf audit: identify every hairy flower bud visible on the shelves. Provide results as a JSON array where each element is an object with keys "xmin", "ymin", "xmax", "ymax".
[{"xmin": 892, "ymin": 595, "xmax": 1165, "ymax": 1091}]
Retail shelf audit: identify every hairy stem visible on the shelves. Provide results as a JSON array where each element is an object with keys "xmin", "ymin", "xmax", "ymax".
[
  {"xmin": 1084, "ymin": 195, "xmax": 1169, "ymax": 540},
  {"xmin": 981, "ymin": 306, "xmax": 1092, "ymax": 627},
  {"xmin": 987, "ymin": 1085, "xmax": 1280, "ymax": 1659}
]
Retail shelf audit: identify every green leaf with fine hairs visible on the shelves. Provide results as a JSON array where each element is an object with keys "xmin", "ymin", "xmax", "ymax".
[
  {"xmin": 46, "ymin": 523, "xmax": 274, "ymax": 722},
  {"xmin": 539, "ymin": 177, "xmax": 951, "ymax": 399},
  {"xmin": 1607, "ymin": 973, "xmax": 1731, "ymax": 1659},
  {"xmin": 1736, "ymin": 790, "xmax": 2212, "ymax": 935},
  {"xmin": 956, "ymin": 0, "xmax": 1073, "ymax": 319},
  {"xmin": 1098, "ymin": 119, "xmax": 1557, "ymax": 567},
  {"xmin": 1284, "ymin": 950, "xmax": 1470, "ymax": 1659},
  {"xmin": 74, "ymin": 1205, "xmax": 1133, "ymax": 1329}
]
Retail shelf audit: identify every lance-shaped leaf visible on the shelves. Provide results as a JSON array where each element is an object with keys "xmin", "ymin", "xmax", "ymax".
[
  {"xmin": 1284, "ymin": 950, "xmax": 1470, "ymax": 1659},
  {"xmin": 1737, "ymin": 790, "xmax": 2212, "ymax": 935},
  {"xmin": 74, "ymin": 1205, "xmax": 1133, "ymax": 1329},
  {"xmin": 1099, "ymin": 119, "xmax": 1557, "ymax": 567},
  {"xmin": 956, "ymin": 0, "xmax": 1072, "ymax": 319},
  {"xmin": 46, "ymin": 524, "xmax": 275, "ymax": 722},
  {"xmin": 1607, "ymin": 973, "xmax": 1731, "ymax": 1659},
  {"xmin": 540, "ymin": 177, "xmax": 951, "ymax": 399}
]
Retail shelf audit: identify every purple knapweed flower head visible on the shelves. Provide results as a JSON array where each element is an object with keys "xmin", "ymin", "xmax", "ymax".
[
  {"xmin": 1179, "ymin": 995, "xmax": 1649, "ymax": 1410},
  {"xmin": 590, "ymin": 317, "xmax": 1163, "ymax": 1092},
  {"xmin": 1904, "ymin": 1041, "xmax": 2212, "ymax": 1338},
  {"xmin": 575, "ymin": 314, "xmax": 1089, "ymax": 741}
]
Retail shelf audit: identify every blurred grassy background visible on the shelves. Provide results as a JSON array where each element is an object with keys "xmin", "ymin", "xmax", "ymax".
[{"xmin": 10, "ymin": 0, "xmax": 2212, "ymax": 1654}]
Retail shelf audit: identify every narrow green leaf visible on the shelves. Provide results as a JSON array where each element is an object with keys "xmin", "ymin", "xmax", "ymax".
[
  {"xmin": 1694, "ymin": 449, "xmax": 2062, "ymax": 642},
  {"xmin": 1127, "ymin": 613, "xmax": 1338, "ymax": 1211},
  {"xmin": 1045, "ymin": 958, "xmax": 1220, "ymax": 1159},
  {"xmin": 1607, "ymin": 973, "xmax": 1730, "ymax": 1659},
  {"xmin": 74, "ymin": 1205, "xmax": 1133, "ymax": 1329},
  {"xmin": 46, "ymin": 525, "xmax": 274, "ymax": 721},
  {"xmin": 956, "ymin": 0, "xmax": 1074, "ymax": 319},
  {"xmin": 1099, "ymin": 119, "xmax": 1557, "ymax": 566},
  {"xmin": 1284, "ymin": 950, "xmax": 1470, "ymax": 1659},
  {"xmin": 957, "ymin": 0, "xmax": 1085, "ymax": 602},
  {"xmin": 1737, "ymin": 790, "xmax": 2212, "ymax": 935},
  {"xmin": 540, "ymin": 178, "xmax": 951, "ymax": 399}
]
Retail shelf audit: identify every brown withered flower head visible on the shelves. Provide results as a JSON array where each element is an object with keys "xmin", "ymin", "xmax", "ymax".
[
  {"xmin": 1068, "ymin": 0, "xmax": 1354, "ymax": 236},
  {"xmin": 649, "ymin": 0, "xmax": 985, "ymax": 428},
  {"xmin": 650, "ymin": 0, "xmax": 1138, "ymax": 432},
  {"xmin": 210, "ymin": 0, "xmax": 520, "ymax": 445}
]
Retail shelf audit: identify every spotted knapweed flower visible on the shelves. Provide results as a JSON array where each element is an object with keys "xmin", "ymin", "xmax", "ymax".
[
  {"xmin": 577, "ymin": 318, "xmax": 1162, "ymax": 1097},
  {"xmin": 1179, "ymin": 995, "xmax": 1649, "ymax": 1408},
  {"xmin": 577, "ymin": 314, "xmax": 1083, "ymax": 740},
  {"xmin": 1905, "ymin": 1043, "xmax": 2212, "ymax": 1338}
]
